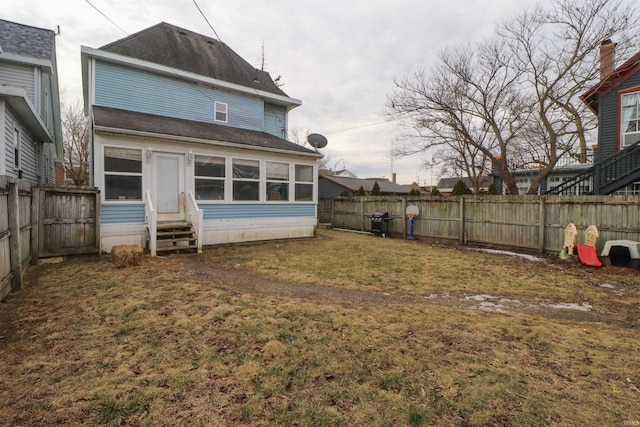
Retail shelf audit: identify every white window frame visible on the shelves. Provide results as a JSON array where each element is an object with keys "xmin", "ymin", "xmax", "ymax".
[
  {"xmin": 621, "ymin": 91, "xmax": 640, "ymax": 148},
  {"xmin": 265, "ymin": 161, "xmax": 290, "ymax": 202},
  {"xmin": 103, "ymin": 146, "xmax": 143, "ymax": 202},
  {"xmin": 214, "ymin": 101, "xmax": 228, "ymax": 123},
  {"xmin": 294, "ymin": 164, "xmax": 314, "ymax": 202},
  {"xmin": 194, "ymin": 155, "xmax": 226, "ymax": 201},
  {"xmin": 232, "ymin": 157, "xmax": 260, "ymax": 201}
]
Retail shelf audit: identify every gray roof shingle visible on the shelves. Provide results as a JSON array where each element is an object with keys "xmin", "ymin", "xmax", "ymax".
[
  {"xmin": 100, "ymin": 22, "xmax": 287, "ymax": 98},
  {"xmin": 93, "ymin": 106, "xmax": 317, "ymax": 155},
  {"xmin": 0, "ymin": 19, "xmax": 54, "ymax": 61},
  {"xmin": 320, "ymin": 175, "xmax": 410, "ymax": 194}
]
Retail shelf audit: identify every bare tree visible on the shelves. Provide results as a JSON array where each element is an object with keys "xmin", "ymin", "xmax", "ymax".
[
  {"xmin": 61, "ymin": 102, "xmax": 90, "ymax": 185},
  {"xmin": 389, "ymin": 40, "xmax": 529, "ymax": 194},
  {"xmin": 388, "ymin": 0, "xmax": 639, "ymax": 194}
]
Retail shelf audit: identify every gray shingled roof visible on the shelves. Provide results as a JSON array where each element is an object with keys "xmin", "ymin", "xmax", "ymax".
[
  {"xmin": 0, "ymin": 19, "xmax": 54, "ymax": 61},
  {"xmin": 437, "ymin": 176, "xmax": 493, "ymax": 190},
  {"xmin": 321, "ymin": 175, "xmax": 410, "ymax": 194},
  {"xmin": 100, "ymin": 22, "xmax": 287, "ymax": 98},
  {"xmin": 93, "ymin": 106, "xmax": 317, "ymax": 155}
]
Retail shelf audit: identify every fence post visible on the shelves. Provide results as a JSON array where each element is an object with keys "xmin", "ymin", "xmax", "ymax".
[
  {"xmin": 459, "ymin": 196, "xmax": 465, "ymax": 244},
  {"xmin": 8, "ymin": 179, "xmax": 23, "ymax": 290},
  {"xmin": 401, "ymin": 197, "xmax": 407, "ymax": 239},
  {"xmin": 538, "ymin": 197, "xmax": 545, "ymax": 253},
  {"xmin": 360, "ymin": 197, "xmax": 365, "ymax": 232},
  {"xmin": 30, "ymin": 186, "xmax": 40, "ymax": 265}
]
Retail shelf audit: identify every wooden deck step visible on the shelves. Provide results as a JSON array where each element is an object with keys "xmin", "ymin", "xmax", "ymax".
[{"xmin": 153, "ymin": 221, "xmax": 198, "ymax": 254}]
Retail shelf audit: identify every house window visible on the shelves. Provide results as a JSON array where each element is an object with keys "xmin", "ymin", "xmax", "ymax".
[
  {"xmin": 195, "ymin": 155, "xmax": 225, "ymax": 200},
  {"xmin": 294, "ymin": 164, "xmax": 314, "ymax": 201},
  {"xmin": 13, "ymin": 127, "xmax": 20, "ymax": 170},
  {"xmin": 266, "ymin": 161, "xmax": 289, "ymax": 201},
  {"xmin": 215, "ymin": 101, "xmax": 228, "ymax": 123},
  {"xmin": 621, "ymin": 91, "xmax": 640, "ymax": 148},
  {"xmin": 104, "ymin": 147, "xmax": 142, "ymax": 200},
  {"xmin": 232, "ymin": 158, "xmax": 259, "ymax": 201}
]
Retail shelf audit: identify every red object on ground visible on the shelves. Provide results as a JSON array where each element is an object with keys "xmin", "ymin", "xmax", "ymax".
[{"xmin": 576, "ymin": 244, "xmax": 603, "ymax": 267}]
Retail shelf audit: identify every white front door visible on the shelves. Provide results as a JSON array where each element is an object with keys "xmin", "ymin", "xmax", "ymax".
[{"xmin": 152, "ymin": 152, "xmax": 185, "ymax": 222}]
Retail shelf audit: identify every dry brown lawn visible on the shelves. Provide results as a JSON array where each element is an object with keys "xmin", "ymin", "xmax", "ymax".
[{"xmin": 0, "ymin": 228, "xmax": 639, "ymax": 426}]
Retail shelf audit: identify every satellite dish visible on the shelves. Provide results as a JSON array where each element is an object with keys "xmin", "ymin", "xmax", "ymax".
[{"xmin": 307, "ymin": 133, "xmax": 328, "ymax": 150}]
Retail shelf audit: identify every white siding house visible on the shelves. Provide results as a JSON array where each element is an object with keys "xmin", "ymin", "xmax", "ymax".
[
  {"xmin": 0, "ymin": 19, "xmax": 62, "ymax": 184},
  {"xmin": 81, "ymin": 22, "xmax": 321, "ymax": 254}
]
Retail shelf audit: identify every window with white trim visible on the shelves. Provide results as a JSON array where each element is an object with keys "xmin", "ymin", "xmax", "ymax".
[
  {"xmin": 294, "ymin": 164, "xmax": 314, "ymax": 201},
  {"xmin": 266, "ymin": 161, "xmax": 289, "ymax": 201},
  {"xmin": 215, "ymin": 101, "xmax": 228, "ymax": 123},
  {"xmin": 195, "ymin": 155, "xmax": 225, "ymax": 200},
  {"xmin": 232, "ymin": 158, "xmax": 259, "ymax": 201},
  {"xmin": 13, "ymin": 127, "xmax": 20, "ymax": 170},
  {"xmin": 621, "ymin": 91, "xmax": 640, "ymax": 148},
  {"xmin": 104, "ymin": 147, "xmax": 142, "ymax": 200}
]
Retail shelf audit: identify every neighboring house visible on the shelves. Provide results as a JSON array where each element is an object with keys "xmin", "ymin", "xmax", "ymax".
[
  {"xmin": 0, "ymin": 19, "xmax": 62, "ymax": 184},
  {"xmin": 437, "ymin": 176, "xmax": 493, "ymax": 195},
  {"xmin": 81, "ymin": 22, "xmax": 321, "ymax": 254},
  {"xmin": 319, "ymin": 172, "xmax": 410, "ymax": 197},
  {"xmin": 545, "ymin": 40, "xmax": 640, "ymax": 195}
]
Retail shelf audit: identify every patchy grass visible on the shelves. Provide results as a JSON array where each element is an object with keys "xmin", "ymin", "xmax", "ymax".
[{"xmin": 0, "ymin": 229, "xmax": 639, "ymax": 426}]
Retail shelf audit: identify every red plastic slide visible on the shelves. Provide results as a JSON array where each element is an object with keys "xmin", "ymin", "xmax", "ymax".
[{"xmin": 576, "ymin": 244, "xmax": 602, "ymax": 268}]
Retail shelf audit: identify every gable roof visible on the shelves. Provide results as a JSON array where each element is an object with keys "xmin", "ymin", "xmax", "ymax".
[
  {"xmin": 320, "ymin": 175, "xmax": 410, "ymax": 194},
  {"xmin": 93, "ymin": 106, "xmax": 319, "ymax": 157},
  {"xmin": 99, "ymin": 22, "xmax": 287, "ymax": 98},
  {"xmin": 581, "ymin": 51, "xmax": 640, "ymax": 114}
]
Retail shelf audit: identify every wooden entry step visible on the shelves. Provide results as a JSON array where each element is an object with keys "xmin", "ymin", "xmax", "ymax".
[{"xmin": 155, "ymin": 221, "xmax": 198, "ymax": 254}]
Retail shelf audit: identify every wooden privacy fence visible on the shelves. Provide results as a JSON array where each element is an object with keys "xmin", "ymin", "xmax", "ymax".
[
  {"xmin": 0, "ymin": 177, "xmax": 99, "ymax": 301},
  {"xmin": 327, "ymin": 195, "xmax": 640, "ymax": 255},
  {"xmin": 38, "ymin": 186, "xmax": 100, "ymax": 258}
]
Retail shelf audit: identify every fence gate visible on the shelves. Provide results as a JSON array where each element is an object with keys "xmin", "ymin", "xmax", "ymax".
[{"xmin": 39, "ymin": 186, "xmax": 100, "ymax": 258}]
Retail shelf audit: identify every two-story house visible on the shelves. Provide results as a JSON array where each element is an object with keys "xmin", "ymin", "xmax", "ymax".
[
  {"xmin": 545, "ymin": 40, "xmax": 640, "ymax": 195},
  {"xmin": 0, "ymin": 19, "xmax": 62, "ymax": 184},
  {"xmin": 81, "ymin": 22, "xmax": 321, "ymax": 254}
]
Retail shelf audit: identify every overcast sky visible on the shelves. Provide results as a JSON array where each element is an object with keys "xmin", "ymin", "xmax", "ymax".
[{"xmin": 4, "ymin": 0, "xmax": 557, "ymax": 185}]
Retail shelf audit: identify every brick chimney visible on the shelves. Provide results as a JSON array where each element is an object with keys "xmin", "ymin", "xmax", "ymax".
[
  {"xmin": 600, "ymin": 39, "xmax": 616, "ymax": 80},
  {"xmin": 392, "ymin": 172, "xmax": 397, "ymax": 183}
]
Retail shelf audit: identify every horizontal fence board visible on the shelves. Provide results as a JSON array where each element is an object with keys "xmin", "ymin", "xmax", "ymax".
[{"xmin": 325, "ymin": 195, "xmax": 640, "ymax": 254}]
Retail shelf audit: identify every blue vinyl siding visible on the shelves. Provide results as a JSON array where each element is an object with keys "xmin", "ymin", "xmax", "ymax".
[
  {"xmin": 201, "ymin": 203, "xmax": 315, "ymax": 220},
  {"xmin": 101, "ymin": 204, "xmax": 146, "ymax": 224},
  {"xmin": 95, "ymin": 61, "xmax": 264, "ymax": 131},
  {"xmin": 4, "ymin": 108, "xmax": 38, "ymax": 183},
  {"xmin": 263, "ymin": 103, "xmax": 287, "ymax": 138}
]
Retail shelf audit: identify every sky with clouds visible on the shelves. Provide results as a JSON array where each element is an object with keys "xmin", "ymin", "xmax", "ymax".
[{"xmin": 4, "ymin": 0, "xmax": 562, "ymax": 185}]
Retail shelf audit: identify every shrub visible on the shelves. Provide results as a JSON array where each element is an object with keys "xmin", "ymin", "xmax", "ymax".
[
  {"xmin": 452, "ymin": 180, "xmax": 473, "ymax": 195},
  {"xmin": 371, "ymin": 181, "xmax": 381, "ymax": 196}
]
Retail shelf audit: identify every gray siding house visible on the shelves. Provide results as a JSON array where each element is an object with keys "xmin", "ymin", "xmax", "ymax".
[
  {"xmin": 546, "ymin": 40, "xmax": 640, "ymax": 195},
  {"xmin": 0, "ymin": 19, "xmax": 62, "ymax": 184},
  {"xmin": 82, "ymin": 22, "xmax": 321, "ymax": 254}
]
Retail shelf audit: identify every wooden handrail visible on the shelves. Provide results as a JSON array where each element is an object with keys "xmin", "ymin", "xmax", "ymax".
[
  {"xmin": 145, "ymin": 190, "xmax": 157, "ymax": 256},
  {"xmin": 187, "ymin": 191, "xmax": 203, "ymax": 253}
]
